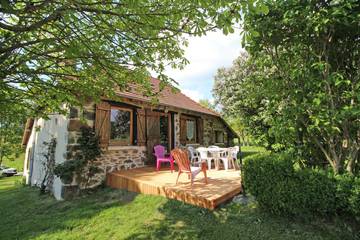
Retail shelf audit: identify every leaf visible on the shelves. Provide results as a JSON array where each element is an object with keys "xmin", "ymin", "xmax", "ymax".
[
  {"xmin": 256, "ymin": 4, "xmax": 269, "ymax": 15},
  {"xmin": 250, "ymin": 30, "xmax": 260, "ymax": 37},
  {"xmin": 313, "ymin": 98, "xmax": 321, "ymax": 105}
]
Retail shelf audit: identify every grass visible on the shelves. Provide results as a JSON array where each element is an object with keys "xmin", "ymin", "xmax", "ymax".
[
  {"xmin": 1, "ymin": 176, "xmax": 358, "ymax": 240},
  {"xmin": 1, "ymin": 152, "xmax": 25, "ymax": 172},
  {"xmin": 241, "ymin": 145, "xmax": 266, "ymax": 159}
]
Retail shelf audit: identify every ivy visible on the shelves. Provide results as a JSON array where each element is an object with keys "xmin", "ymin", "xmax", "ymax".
[
  {"xmin": 54, "ymin": 127, "xmax": 102, "ymax": 186},
  {"xmin": 40, "ymin": 138, "xmax": 57, "ymax": 194}
]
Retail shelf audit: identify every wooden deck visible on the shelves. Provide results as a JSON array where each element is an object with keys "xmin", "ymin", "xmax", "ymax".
[{"xmin": 106, "ymin": 167, "xmax": 242, "ymax": 209}]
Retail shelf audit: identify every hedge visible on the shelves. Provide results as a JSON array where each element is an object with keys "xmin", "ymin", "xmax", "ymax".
[{"xmin": 243, "ymin": 152, "xmax": 359, "ymax": 219}]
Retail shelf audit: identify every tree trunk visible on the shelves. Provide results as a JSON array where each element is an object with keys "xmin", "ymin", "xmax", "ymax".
[
  {"xmin": 346, "ymin": 148, "xmax": 359, "ymax": 175},
  {"xmin": 313, "ymin": 136, "xmax": 340, "ymax": 174}
]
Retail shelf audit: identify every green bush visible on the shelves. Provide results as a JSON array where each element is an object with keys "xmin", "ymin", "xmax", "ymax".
[
  {"xmin": 54, "ymin": 126, "xmax": 102, "ymax": 185},
  {"xmin": 334, "ymin": 174, "xmax": 354, "ymax": 214},
  {"xmin": 350, "ymin": 178, "xmax": 360, "ymax": 219},
  {"xmin": 243, "ymin": 152, "xmax": 359, "ymax": 219}
]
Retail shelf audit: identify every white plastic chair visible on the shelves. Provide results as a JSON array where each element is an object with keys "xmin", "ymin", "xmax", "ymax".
[
  {"xmin": 220, "ymin": 147, "xmax": 239, "ymax": 170},
  {"xmin": 232, "ymin": 146, "xmax": 239, "ymax": 160},
  {"xmin": 218, "ymin": 149, "xmax": 230, "ymax": 170},
  {"xmin": 197, "ymin": 147, "xmax": 215, "ymax": 170},
  {"xmin": 208, "ymin": 145, "xmax": 220, "ymax": 149},
  {"xmin": 187, "ymin": 146, "xmax": 200, "ymax": 166},
  {"xmin": 207, "ymin": 146, "xmax": 222, "ymax": 170}
]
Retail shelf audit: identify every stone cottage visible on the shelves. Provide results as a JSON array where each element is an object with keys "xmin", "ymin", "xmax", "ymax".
[{"xmin": 22, "ymin": 77, "xmax": 239, "ymax": 199}]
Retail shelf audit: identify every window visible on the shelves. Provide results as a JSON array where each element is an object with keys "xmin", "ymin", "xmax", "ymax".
[
  {"xmin": 110, "ymin": 106, "xmax": 133, "ymax": 145},
  {"xmin": 215, "ymin": 130, "xmax": 224, "ymax": 143},
  {"xmin": 186, "ymin": 120, "xmax": 196, "ymax": 142},
  {"xmin": 180, "ymin": 115, "xmax": 198, "ymax": 144},
  {"xmin": 160, "ymin": 115, "xmax": 170, "ymax": 150}
]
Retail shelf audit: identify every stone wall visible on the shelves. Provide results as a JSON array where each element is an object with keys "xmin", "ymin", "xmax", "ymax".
[
  {"xmin": 203, "ymin": 116, "xmax": 229, "ymax": 147},
  {"xmin": 81, "ymin": 146, "xmax": 146, "ymax": 189},
  {"xmin": 66, "ymin": 102, "xmax": 96, "ymax": 159},
  {"xmin": 174, "ymin": 113, "xmax": 181, "ymax": 147},
  {"xmin": 64, "ymin": 102, "xmax": 147, "ymax": 190},
  {"xmin": 175, "ymin": 110, "xmax": 233, "ymax": 147}
]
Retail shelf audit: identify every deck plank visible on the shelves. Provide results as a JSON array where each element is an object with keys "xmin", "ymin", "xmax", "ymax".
[{"xmin": 106, "ymin": 167, "xmax": 242, "ymax": 209}]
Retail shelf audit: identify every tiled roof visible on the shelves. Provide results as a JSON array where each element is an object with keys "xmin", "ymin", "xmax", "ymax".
[{"xmin": 117, "ymin": 77, "xmax": 220, "ymax": 116}]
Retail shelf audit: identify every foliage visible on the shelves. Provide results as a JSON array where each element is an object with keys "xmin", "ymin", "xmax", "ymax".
[
  {"xmin": 218, "ymin": 0, "xmax": 360, "ymax": 174},
  {"xmin": 213, "ymin": 52, "xmax": 276, "ymax": 149},
  {"xmin": 226, "ymin": 115, "xmax": 253, "ymax": 146},
  {"xmin": 1, "ymin": 176, "xmax": 359, "ymax": 240},
  {"xmin": 0, "ymin": 105, "xmax": 26, "ymax": 166},
  {"xmin": 349, "ymin": 178, "xmax": 360, "ymax": 218},
  {"xmin": 2, "ymin": 152, "xmax": 25, "ymax": 171},
  {"xmin": 243, "ymin": 152, "xmax": 360, "ymax": 219},
  {"xmin": 39, "ymin": 138, "xmax": 57, "ymax": 193},
  {"xmin": 54, "ymin": 126, "xmax": 101, "ymax": 186},
  {"xmin": 198, "ymin": 99, "xmax": 216, "ymax": 111},
  {"xmin": 0, "ymin": 0, "xmax": 268, "ymax": 117}
]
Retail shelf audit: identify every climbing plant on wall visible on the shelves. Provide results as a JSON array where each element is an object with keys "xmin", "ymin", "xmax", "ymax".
[
  {"xmin": 40, "ymin": 138, "xmax": 57, "ymax": 194},
  {"xmin": 54, "ymin": 126, "xmax": 102, "ymax": 187}
]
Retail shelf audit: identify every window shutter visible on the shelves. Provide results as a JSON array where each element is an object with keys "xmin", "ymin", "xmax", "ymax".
[
  {"xmin": 136, "ymin": 109, "xmax": 146, "ymax": 146},
  {"xmin": 197, "ymin": 118, "xmax": 203, "ymax": 145},
  {"xmin": 180, "ymin": 116, "xmax": 186, "ymax": 145},
  {"xmin": 22, "ymin": 118, "xmax": 34, "ymax": 146},
  {"xmin": 146, "ymin": 110, "xmax": 160, "ymax": 164},
  {"xmin": 146, "ymin": 111, "xmax": 160, "ymax": 140},
  {"xmin": 95, "ymin": 101, "xmax": 111, "ymax": 148}
]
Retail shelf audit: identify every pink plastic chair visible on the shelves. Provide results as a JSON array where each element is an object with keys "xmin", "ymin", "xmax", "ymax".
[{"xmin": 154, "ymin": 145, "xmax": 174, "ymax": 172}]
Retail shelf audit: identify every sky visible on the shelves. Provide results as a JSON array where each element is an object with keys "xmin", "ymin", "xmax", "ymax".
[{"xmin": 164, "ymin": 30, "xmax": 244, "ymax": 102}]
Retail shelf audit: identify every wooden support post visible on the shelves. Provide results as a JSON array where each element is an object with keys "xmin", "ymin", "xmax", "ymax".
[{"xmin": 238, "ymin": 137, "xmax": 246, "ymax": 196}]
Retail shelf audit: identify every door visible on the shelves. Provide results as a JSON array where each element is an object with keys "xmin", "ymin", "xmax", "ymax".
[
  {"xmin": 145, "ymin": 110, "xmax": 172, "ymax": 165},
  {"xmin": 159, "ymin": 114, "xmax": 171, "ymax": 151},
  {"xmin": 146, "ymin": 110, "xmax": 160, "ymax": 165}
]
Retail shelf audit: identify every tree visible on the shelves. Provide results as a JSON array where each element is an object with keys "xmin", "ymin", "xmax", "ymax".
[
  {"xmin": 199, "ymin": 99, "xmax": 216, "ymax": 111},
  {"xmin": 213, "ymin": 52, "xmax": 276, "ymax": 149},
  {"xmin": 0, "ymin": 105, "xmax": 26, "ymax": 166},
  {"xmin": 0, "ymin": 0, "xmax": 261, "ymax": 116},
  {"xmin": 225, "ymin": 116, "xmax": 252, "ymax": 146},
  {"xmin": 240, "ymin": 0, "xmax": 360, "ymax": 174}
]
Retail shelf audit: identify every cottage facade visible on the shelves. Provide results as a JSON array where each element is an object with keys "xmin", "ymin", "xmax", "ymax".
[{"xmin": 22, "ymin": 78, "xmax": 238, "ymax": 199}]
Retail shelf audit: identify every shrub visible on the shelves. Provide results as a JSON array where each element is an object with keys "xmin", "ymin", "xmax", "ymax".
[
  {"xmin": 243, "ymin": 152, "xmax": 358, "ymax": 219},
  {"xmin": 334, "ymin": 174, "xmax": 355, "ymax": 214},
  {"xmin": 350, "ymin": 178, "xmax": 360, "ymax": 219},
  {"xmin": 295, "ymin": 169, "xmax": 337, "ymax": 216}
]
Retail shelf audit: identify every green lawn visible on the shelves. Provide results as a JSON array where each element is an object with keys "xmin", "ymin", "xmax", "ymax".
[
  {"xmin": 2, "ymin": 152, "xmax": 25, "ymax": 172},
  {"xmin": 241, "ymin": 145, "xmax": 266, "ymax": 159},
  {"xmin": 0, "ymin": 176, "xmax": 358, "ymax": 240}
]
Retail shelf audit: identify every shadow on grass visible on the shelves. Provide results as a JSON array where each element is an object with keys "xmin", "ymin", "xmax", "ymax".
[{"xmin": 124, "ymin": 198, "xmax": 359, "ymax": 240}]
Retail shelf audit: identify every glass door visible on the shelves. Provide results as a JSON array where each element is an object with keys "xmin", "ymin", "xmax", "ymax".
[{"xmin": 159, "ymin": 114, "xmax": 171, "ymax": 151}]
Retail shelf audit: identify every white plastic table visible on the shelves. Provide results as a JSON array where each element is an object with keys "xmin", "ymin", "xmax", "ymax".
[{"xmin": 204, "ymin": 147, "xmax": 228, "ymax": 170}]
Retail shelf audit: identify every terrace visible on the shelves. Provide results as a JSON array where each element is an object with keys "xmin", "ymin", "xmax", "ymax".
[{"xmin": 107, "ymin": 166, "xmax": 242, "ymax": 209}]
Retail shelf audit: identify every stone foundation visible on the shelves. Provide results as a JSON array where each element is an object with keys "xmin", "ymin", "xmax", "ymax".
[
  {"xmin": 79, "ymin": 146, "xmax": 147, "ymax": 189},
  {"xmin": 96, "ymin": 146, "xmax": 146, "ymax": 172}
]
